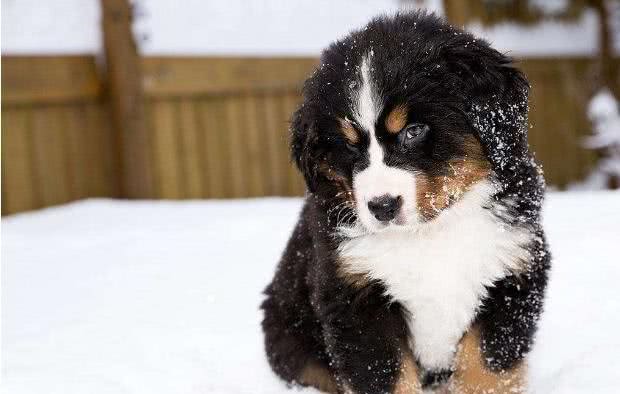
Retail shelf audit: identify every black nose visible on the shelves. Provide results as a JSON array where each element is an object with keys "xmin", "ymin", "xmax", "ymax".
[{"xmin": 367, "ymin": 195, "xmax": 403, "ymax": 222}]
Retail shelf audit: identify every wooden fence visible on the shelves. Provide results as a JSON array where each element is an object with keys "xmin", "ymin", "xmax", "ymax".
[
  {"xmin": 1, "ymin": 55, "xmax": 609, "ymax": 215},
  {"xmin": 142, "ymin": 57, "xmax": 316, "ymax": 199},
  {"xmin": 1, "ymin": 57, "xmax": 120, "ymax": 214}
]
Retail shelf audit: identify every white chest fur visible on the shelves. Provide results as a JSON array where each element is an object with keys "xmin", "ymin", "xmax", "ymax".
[{"xmin": 338, "ymin": 182, "xmax": 532, "ymax": 370}]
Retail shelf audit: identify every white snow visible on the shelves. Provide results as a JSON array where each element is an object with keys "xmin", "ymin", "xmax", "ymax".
[
  {"xmin": 1, "ymin": 0, "xmax": 102, "ymax": 55},
  {"xmin": 587, "ymin": 89, "xmax": 620, "ymax": 150},
  {"xmin": 1, "ymin": 0, "xmax": 438, "ymax": 56},
  {"xmin": 4, "ymin": 0, "xmax": 618, "ymax": 56},
  {"xmin": 466, "ymin": 10, "xmax": 601, "ymax": 57},
  {"xmin": 131, "ymin": 0, "xmax": 428, "ymax": 56},
  {"xmin": 2, "ymin": 192, "xmax": 620, "ymax": 393},
  {"xmin": 529, "ymin": 0, "xmax": 570, "ymax": 16},
  {"xmin": 571, "ymin": 89, "xmax": 620, "ymax": 189}
]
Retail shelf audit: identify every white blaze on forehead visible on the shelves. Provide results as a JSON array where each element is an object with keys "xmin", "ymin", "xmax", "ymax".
[
  {"xmin": 350, "ymin": 53, "xmax": 418, "ymax": 230},
  {"xmin": 353, "ymin": 55, "xmax": 381, "ymax": 134}
]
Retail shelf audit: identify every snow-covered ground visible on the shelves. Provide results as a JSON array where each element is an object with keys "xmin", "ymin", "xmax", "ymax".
[
  {"xmin": 3, "ymin": 0, "xmax": 618, "ymax": 56},
  {"xmin": 1, "ymin": 192, "xmax": 619, "ymax": 394}
]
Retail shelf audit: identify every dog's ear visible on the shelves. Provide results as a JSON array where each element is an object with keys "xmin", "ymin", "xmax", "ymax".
[
  {"xmin": 447, "ymin": 41, "xmax": 544, "ymax": 211},
  {"xmin": 471, "ymin": 58, "xmax": 530, "ymax": 169},
  {"xmin": 290, "ymin": 103, "xmax": 320, "ymax": 193},
  {"xmin": 446, "ymin": 41, "xmax": 531, "ymax": 179}
]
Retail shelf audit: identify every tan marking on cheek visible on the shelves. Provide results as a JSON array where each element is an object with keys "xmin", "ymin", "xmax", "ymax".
[
  {"xmin": 319, "ymin": 161, "xmax": 355, "ymax": 202},
  {"xmin": 393, "ymin": 349, "xmax": 423, "ymax": 394},
  {"xmin": 385, "ymin": 104, "xmax": 408, "ymax": 134},
  {"xmin": 298, "ymin": 362, "xmax": 339, "ymax": 394},
  {"xmin": 449, "ymin": 326, "xmax": 526, "ymax": 394},
  {"xmin": 416, "ymin": 136, "xmax": 491, "ymax": 221},
  {"xmin": 415, "ymin": 175, "xmax": 450, "ymax": 221},
  {"xmin": 339, "ymin": 117, "xmax": 359, "ymax": 144}
]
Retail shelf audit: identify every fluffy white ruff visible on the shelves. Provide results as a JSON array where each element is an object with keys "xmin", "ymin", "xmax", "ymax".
[{"xmin": 338, "ymin": 181, "xmax": 533, "ymax": 370}]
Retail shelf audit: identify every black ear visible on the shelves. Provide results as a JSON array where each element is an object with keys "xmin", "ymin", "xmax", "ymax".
[
  {"xmin": 457, "ymin": 46, "xmax": 545, "ymax": 217},
  {"xmin": 290, "ymin": 104, "xmax": 320, "ymax": 193},
  {"xmin": 446, "ymin": 41, "xmax": 531, "ymax": 180},
  {"xmin": 469, "ymin": 59, "xmax": 530, "ymax": 170}
]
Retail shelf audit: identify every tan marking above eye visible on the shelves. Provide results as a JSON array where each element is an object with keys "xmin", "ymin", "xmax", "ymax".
[
  {"xmin": 338, "ymin": 117, "xmax": 359, "ymax": 144},
  {"xmin": 385, "ymin": 104, "xmax": 408, "ymax": 134}
]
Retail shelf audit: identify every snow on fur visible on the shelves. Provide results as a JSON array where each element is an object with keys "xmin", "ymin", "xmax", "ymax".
[{"xmin": 572, "ymin": 89, "xmax": 620, "ymax": 189}]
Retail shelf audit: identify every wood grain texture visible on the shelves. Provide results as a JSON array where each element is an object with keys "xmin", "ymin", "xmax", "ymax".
[
  {"xmin": 150, "ymin": 99, "xmax": 182, "ymax": 199},
  {"xmin": 1, "ymin": 108, "xmax": 37, "ymax": 214},
  {"xmin": 142, "ymin": 57, "xmax": 319, "ymax": 97},
  {"xmin": 1, "ymin": 56, "xmax": 102, "ymax": 105},
  {"xmin": 102, "ymin": 0, "xmax": 154, "ymax": 198},
  {"xmin": 178, "ymin": 99, "xmax": 204, "ymax": 198},
  {"xmin": 2, "ymin": 55, "xmax": 613, "ymax": 214}
]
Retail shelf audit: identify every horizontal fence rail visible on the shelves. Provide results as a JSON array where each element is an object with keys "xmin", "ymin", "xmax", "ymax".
[{"xmin": 2, "ymin": 55, "xmax": 611, "ymax": 214}]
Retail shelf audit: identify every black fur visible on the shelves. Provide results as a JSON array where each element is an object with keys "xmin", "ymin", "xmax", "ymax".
[{"xmin": 262, "ymin": 12, "xmax": 550, "ymax": 393}]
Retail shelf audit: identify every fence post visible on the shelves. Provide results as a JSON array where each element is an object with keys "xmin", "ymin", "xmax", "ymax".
[
  {"xmin": 101, "ymin": 0, "xmax": 153, "ymax": 198},
  {"xmin": 442, "ymin": 0, "xmax": 469, "ymax": 27},
  {"xmin": 590, "ymin": 0, "xmax": 619, "ymax": 98}
]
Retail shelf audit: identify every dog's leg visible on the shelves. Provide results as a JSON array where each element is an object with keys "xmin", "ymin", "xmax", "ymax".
[
  {"xmin": 319, "ymin": 295, "xmax": 422, "ymax": 394},
  {"xmin": 392, "ymin": 349, "xmax": 423, "ymax": 394},
  {"xmin": 297, "ymin": 360, "xmax": 339, "ymax": 393},
  {"xmin": 338, "ymin": 348, "xmax": 422, "ymax": 394},
  {"xmin": 449, "ymin": 243, "xmax": 549, "ymax": 394},
  {"xmin": 448, "ymin": 326, "xmax": 525, "ymax": 394}
]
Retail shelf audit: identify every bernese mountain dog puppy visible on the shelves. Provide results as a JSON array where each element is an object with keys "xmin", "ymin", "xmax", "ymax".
[{"xmin": 262, "ymin": 12, "xmax": 550, "ymax": 394}]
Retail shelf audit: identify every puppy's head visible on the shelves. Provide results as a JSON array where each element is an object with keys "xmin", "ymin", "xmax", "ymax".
[{"xmin": 291, "ymin": 12, "xmax": 529, "ymax": 234}]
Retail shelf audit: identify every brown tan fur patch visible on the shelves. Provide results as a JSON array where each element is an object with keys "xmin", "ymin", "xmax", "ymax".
[
  {"xmin": 337, "ymin": 265, "xmax": 371, "ymax": 289},
  {"xmin": 298, "ymin": 362, "xmax": 339, "ymax": 394},
  {"xmin": 416, "ymin": 136, "xmax": 491, "ymax": 221},
  {"xmin": 339, "ymin": 117, "xmax": 359, "ymax": 144},
  {"xmin": 337, "ymin": 255, "xmax": 374, "ymax": 290},
  {"xmin": 449, "ymin": 326, "xmax": 526, "ymax": 394},
  {"xmin": 393, "ymin": 349, "xmax": 422, "ymax": 394},
  {"xmin": 385, "ymin": 104, "xmax": 408, "ymax": 134}
]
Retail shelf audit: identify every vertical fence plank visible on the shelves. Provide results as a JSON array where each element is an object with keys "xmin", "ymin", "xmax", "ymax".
[
  {"xmin": 178, "ymin": 99, "xmax": 204, "ymax": 198},
  {"xmin": 225, "ymin": 96, "xmax": 248, "ymax": 197},
  {"xmin": 199, "ymin": 98, "xmax": 227, "ymax": 198},
  {"xmin": 30, "ymin": 106, "xmax": 71, "ymax": 207},
  {"xmin": 63, "ymin": 104, "xmax": 90, "ymax": 199},
  {"xmin": 261, "ymin": 93, "xmax": 286, "ymax": 195},
  {"xmin": 242, "ymin": 94, "xmax": 267, "ymax": 196},
  {"xmin": 190, "ymin": 100, "xmax": 210, "ymax": 197},
  {"xmin": 214, "ymin": 98, "xmax": 235, "ymax": 198},
  {"xmin": 88, "ymin": 102, "xmax": 121, "ymax": 197},
  {"xmin": 150, "ymin": 99, "xmax": 182, "ymax": 198},
  {"xmin": 1, "ymin": 108, "xmax": 37, "ymax": 214},
  {"xmin": 252, "ymin": 94, "xmax": 275, "ymax": 197}
]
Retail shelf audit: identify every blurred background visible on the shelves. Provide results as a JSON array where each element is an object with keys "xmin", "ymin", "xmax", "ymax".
[{"xmin": 1, "ymin": 0, "xmax": 619, "ymax": 215}]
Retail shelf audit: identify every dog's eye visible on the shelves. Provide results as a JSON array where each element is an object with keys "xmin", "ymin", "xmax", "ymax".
[{"xmin": 400, "ymin": 123, "xmax": 429, "ymax": 146}]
